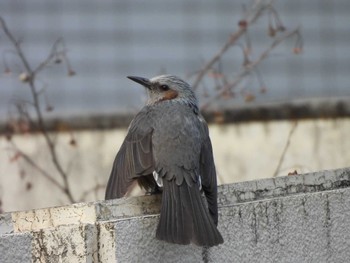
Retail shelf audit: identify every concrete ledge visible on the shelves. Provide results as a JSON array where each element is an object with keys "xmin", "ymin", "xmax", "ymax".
[
  {"xmin": 1, "ymin": 167, "xmax": 350, "ymax": 262},
  {"xmin": 218, "ymin": 167, "xmax": 350, "ymax": 205}
]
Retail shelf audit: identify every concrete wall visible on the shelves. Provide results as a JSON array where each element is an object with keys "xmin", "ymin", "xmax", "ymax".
[
  {"xmin": 1, "ymin": 117, "xmax": 350, "ymax": 212},
  {"xmin": 1, "ymin": 168, "xmax": 350, "ymax": 262}
]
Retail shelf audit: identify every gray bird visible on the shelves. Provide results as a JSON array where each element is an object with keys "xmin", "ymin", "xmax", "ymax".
[{"xmin": 105, "ymin": 75, "xmax": 223, "ymax": 247}]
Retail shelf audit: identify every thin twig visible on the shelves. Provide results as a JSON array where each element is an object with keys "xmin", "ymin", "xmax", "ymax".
[
  {"xmin": 192, "ymin": 0, "xmax": 270, "ymax": 90},
  {"xmin": 33, "ymin": 38, "xmax": 65, "ymax": 75},
  {"xmin": 78, "ymin": 184, "xmax": 105, "ymax": 202},
  {"xmin": 273, "ymin": 121, "xmax": 298, "ymax": 177},
  {"xmin": 201, "ymin": 28, "xmax": 300, "ymax": 110},
  {"xmin": 0, "ymin": 17, "xmax": 32, "ymax": 73},
  {"xmin": 9, "ymin": 142, "xmax": 66, "ymax": 192}
]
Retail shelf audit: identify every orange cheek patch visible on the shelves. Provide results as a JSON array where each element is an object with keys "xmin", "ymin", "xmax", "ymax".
[{"xmin": 162, "ymin": 90, "xmax": 179, "ymax": 101}]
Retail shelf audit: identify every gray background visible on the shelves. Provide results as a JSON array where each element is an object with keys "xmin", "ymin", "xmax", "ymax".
[{"xmin": 0, "ymin": 0, "xmax": 349, "ymax": 121}]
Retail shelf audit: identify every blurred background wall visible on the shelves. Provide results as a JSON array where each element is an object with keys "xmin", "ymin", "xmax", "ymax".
[
  {"xmin": 0, "ymin": 0, "xmax": 349, "ymax": 212},
  {"xmin": 0, "ymin": 0, "xmax": 349, "ymax": 118}
]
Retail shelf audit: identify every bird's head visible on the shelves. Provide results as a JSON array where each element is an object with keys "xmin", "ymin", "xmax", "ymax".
[{"xmin": 127, "ymin": 75, "xmax": 198, "ymax": 109}]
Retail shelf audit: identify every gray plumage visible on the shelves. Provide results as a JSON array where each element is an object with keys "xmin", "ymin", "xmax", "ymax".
[{"xmin": 105, "ymin": 75, "xmax": 223, "ymax": 247}]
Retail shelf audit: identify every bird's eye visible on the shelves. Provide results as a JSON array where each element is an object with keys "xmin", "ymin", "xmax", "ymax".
[{"xmin": 160, "ymin": 84, "xmax": 170, "ymax": 91}]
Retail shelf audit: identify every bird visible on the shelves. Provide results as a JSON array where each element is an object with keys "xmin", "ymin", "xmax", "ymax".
[{"xmin": 105, "ymin": 74, "xmax": 223, "ymax": 247}]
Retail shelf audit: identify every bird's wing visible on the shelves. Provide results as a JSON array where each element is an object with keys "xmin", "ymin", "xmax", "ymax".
[
  {"xmin": 198, "ymin": 114, "xmax": 219, "ymax": 225},
  {"xmin": 153, "ymin": 106, "xmax": 202, "ymax": 186},
  {"xmin": 105, "ymin": 108, "xmax": 155, "ymax": 199}
]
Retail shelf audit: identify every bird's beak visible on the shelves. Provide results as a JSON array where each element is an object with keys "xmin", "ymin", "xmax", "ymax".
[{"xmin": 127, "ymin": 76, "xmax": 151, "ymax": 89}]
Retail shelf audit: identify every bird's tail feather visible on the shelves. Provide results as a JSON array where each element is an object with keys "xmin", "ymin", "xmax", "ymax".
[{"xmin": 156, "ymin": 179, "xmax": 223, "ymax": 247}]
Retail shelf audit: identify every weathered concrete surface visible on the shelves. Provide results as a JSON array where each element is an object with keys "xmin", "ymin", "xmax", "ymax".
[
  {"xmin": 0, "ymin": 212, "xmax": 13, "ymax": 235},
  {"xmin": 31, "ymin": 224, "xmax": 99, "ymax": 263},
  {"xmin": 1, "ymin": 168, "xmax": 350, "ymax": 262},
  {"xmin": 0, "ymin": 233, "xmax": 32, "ymax": 263},
  {"xmin": 114, "ymin": 215, "xmax": 203, "ymax": 262},
  {"xmin": 213, "ymin": 188, "xmax": 350, "ymax": 262},
  {"xmin": 218, "ymin": 167, "xmax": 350, "ymax": 205},
  {"xmin": 111, "ymin": 188, "xmax": 350, "ymax": 262}
]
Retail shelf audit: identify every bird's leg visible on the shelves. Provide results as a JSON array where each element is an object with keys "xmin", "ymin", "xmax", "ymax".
[{"xmin": 145, "ymin": 184, "xmax": 162, "ymax": 195}]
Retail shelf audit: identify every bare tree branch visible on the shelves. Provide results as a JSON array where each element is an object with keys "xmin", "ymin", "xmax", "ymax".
[
  {"xmin": 273, "ymin": 121, "xmax": 298, "ymax": 177},
  {"xmin": 9, "ymin": 141, "xmax": 66, "ymax": 192},
  {"xmin": 192, "ymin": 0, "xmax": 270, "ymax": 90},
  {"xmin": 33, "ymin": 38, "xmax": 65, "ymax": 75},
  {"xmin": 1, "ymin": 16, "xmax": 75, "ymax": 203},
  {"xmin": 0, "ymin": 17, "xmax": 33, "ymax": 73},
  {"xmin": 200, "ymin": 28, "xmax": 300, "ymax": 110},
  {"xmin": 78, "ymin": 184, "xmax": 105, "ymax": 203}
]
